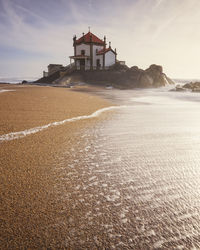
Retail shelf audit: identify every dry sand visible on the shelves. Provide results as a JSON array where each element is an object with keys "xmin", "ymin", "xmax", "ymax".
[{"xmin": 0, "ymin": 84, "xmax": 113, "ymax": 248}]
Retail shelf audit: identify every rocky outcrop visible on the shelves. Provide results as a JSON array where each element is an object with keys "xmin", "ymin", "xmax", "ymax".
[
  {"xmin": 35, "ymin": 71, "xmax": 61, "ymax": 84},
  {"xmin": 21, "ymin": 80, "xmax": 28, "ymax": 84},
  {"xmin": 35, "ymin": 63, "xmax": 174, "ymax": 89},
  {"xmin": 171, "ymin": 82, "xmax": 200, "ymax": 92},
  {"xmin": 128, "ymin": 64, "xmax": 174, "ymax": 88},
  {"xmin": 170, "ymin": 85, "xmax": 187, "ymax": 92},
  {"xmin": 81, "ymin": 64, "xmax": 174, "ymax": 89},
  {"xmin": 183, "ymin": 82, "xmax": 200, "ymax": 91}
]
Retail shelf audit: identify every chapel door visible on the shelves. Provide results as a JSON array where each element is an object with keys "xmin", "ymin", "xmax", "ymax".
[
  {"xmin": 96, "ymin": 59, "xmax": 101, "ymax": 69},
  {"xmin": 80, "ymin": 59, "xmax": 85, "ymax": 71}
]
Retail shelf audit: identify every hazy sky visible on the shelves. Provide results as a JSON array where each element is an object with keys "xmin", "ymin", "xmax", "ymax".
[{"xmin": 0, "ymin": 0, "xmax": 200, "ymax": 78}]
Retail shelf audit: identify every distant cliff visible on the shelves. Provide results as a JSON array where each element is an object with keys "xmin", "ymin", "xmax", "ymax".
[{"xmin": 35, "ymin": 63, "xmax": 174, "ymax": 89}]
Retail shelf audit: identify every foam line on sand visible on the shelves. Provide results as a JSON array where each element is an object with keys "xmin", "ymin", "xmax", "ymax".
[
  {"xmin": 0, "ymin": 89, "xmax": 15, "ymax": 93},
  {"xmin": 0, "ymin": 105, "xmax": 123, "ymax": 142}
]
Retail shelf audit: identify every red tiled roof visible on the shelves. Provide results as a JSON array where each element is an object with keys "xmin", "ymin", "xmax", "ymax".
[
  {"xmin": 75, "ymin": 32, "xmax": 105, "ymax": 45},
  {"xmin": 96, "ymin": 47, "xmax": 116, "ymax": 55}
]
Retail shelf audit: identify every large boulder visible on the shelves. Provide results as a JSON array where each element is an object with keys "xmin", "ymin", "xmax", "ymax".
[
  {"xmin": 124, "ymin": 64, "xmax": 174, "ymax": 88},
  {"xmin": 183, "ymin": 83, "xmax": 193, "ymax": 89},
  {"xmin": 144, "ymin": 64, "xmax": 168, "ymax": 87},
  {"xmin": 183, "ymin": 82, "xmax": 200, "ymax": 89},
  {"xmin": 170, "ymin": 82, "xmax": 200, "ymax": 92},
  {"xmin": 139, "ymin": 73, "xmax": 154, "ymax": 88}
]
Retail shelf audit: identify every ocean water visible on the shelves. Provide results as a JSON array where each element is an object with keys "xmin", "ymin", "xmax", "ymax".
[
  {"xmin": 53, "ymin": 87, "xmax": 200, "ymax": 249},
  {"xmin": 0, "ymin": 76, "xmax": 39, "ymax": 84}
]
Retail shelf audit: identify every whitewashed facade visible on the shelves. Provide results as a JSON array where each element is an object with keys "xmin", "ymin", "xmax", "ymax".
[
  {"xmin": 70, "ymin": 31, "xmax": 117, "ymax": 70},
  {"xmin": 105, "ymin": 51, "xmax": 116, "ymax": 67}
]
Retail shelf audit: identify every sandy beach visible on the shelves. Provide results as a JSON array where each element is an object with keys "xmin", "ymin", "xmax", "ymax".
[
  {"xmin": 2, "ymin": 84, "xmax": 200, "ymax": 249},
  {"xmin": 0, "ymin": 84, "xmax": 113, "ymax": 135},
  {"xmin": 0, "ymin": 84, "xmax": 113, "ymax": 248}
]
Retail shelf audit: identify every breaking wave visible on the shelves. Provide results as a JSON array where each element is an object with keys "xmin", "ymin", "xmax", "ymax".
[{"xmin": 0, "ymin": 106, "xmax": 124, "ymax": 142}]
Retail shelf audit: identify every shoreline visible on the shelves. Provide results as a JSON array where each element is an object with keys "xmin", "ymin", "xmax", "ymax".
[
  {"xmin": 0, "ymin": 83, "xmax": 113, "ymax": 135},
  {"xmin": 0, "ymin": 84, "xmax": 115, "ymax": 248}
]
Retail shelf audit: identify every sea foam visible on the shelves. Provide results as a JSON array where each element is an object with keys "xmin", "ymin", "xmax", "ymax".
[
  {"xmin": 0, "ymin": 89, "xmax": 15, "ymax": 93},
  {"xmin": 0, "ymin": 106, "xmax": 123, "ymax": 142}
]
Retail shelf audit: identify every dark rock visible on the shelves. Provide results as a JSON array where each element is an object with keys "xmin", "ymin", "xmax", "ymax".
[
  {"xmin": 165, "ymin": 76, "xmax": 174, "ymax": 85},
  {"xmin": 183, "ymin": 83, "xmax": 192, "ymax": 89},
  {"xmin": 109, "ymin": 62, "xmax": 129, "ymax": 71},
  {"xmin": 35, "ymin": 71, "xmax": 61, "ymax": 84},
  {"xmin": 138, "ymin": 73, "xmax": 154, "ymax": 88},
  {"xmin": 21, "ymin": 80, "xmax": 28, "ymax": 84},
  {"xmin": 35, "ymin": 63, "xmax": 174, "ymax": 89},
  {"xmin": 129, "ymin": 66, "xmax": 141, "ymax": 72},
  {"xmin": 144, "ymin": 64, "xmax": 167, "ymax": 87},
  {"xmin": 183, "ymin": 82, "xmax": 200, "ymax": 92}
]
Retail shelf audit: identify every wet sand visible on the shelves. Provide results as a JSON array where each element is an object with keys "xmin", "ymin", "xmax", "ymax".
[
  {"xmin": 2, "ymin": 84, "xmax": 200, "ymax": 249},
  {"xmin": 0, "ymin": 84, "xmax": 112, "ymax": 135},
  {"xmin": 60, "ymin": 88, "xmax": 200, "ymax": 249},
  {"xmin": 0, "ymin": 84, "xmax": 113, "ymax": 248}
]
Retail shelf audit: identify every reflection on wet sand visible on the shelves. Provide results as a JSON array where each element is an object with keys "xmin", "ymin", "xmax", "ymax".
[
  {"xmin": 54, "ymin": 88, "xmax": 200, "ymax": 248},
  {"xmin": 1, "ymin": 86, "xmax": 200, "ymax": 248}
]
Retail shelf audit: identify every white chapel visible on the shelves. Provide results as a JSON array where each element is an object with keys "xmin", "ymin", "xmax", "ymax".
[{"xmin": 70, "ymin": 31, "xmax": 117, "ymax": 70}]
